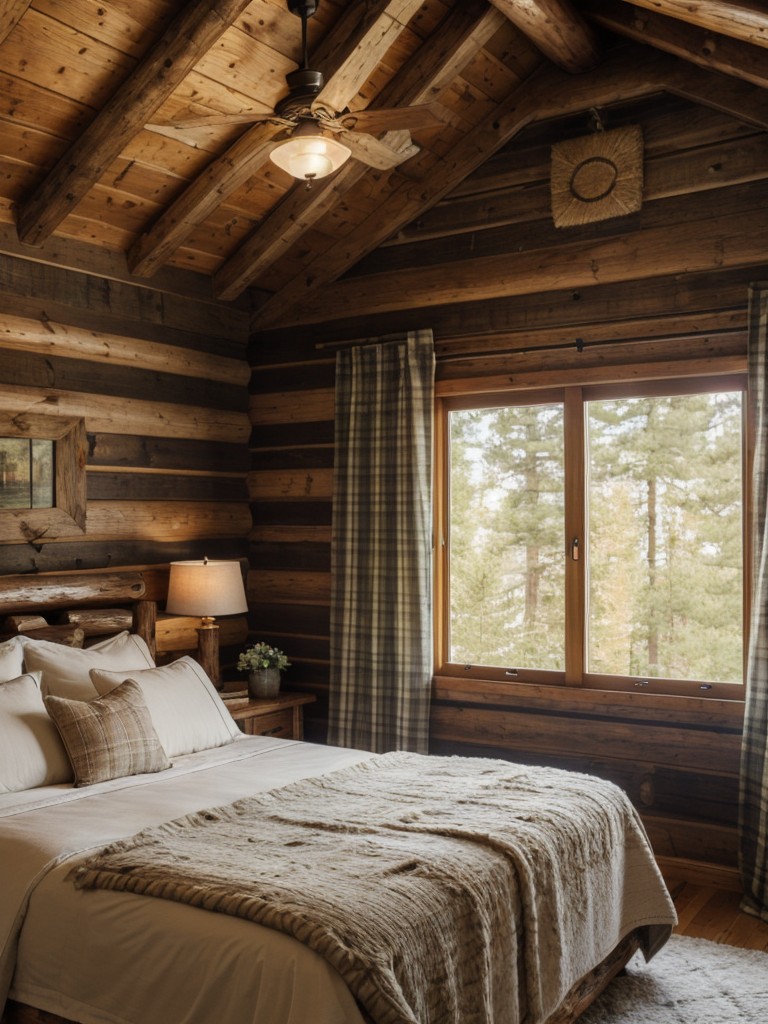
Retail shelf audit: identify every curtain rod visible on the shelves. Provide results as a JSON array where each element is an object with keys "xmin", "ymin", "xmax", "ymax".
[
  {"xmin": 437, "ymin": 327, "xmax": 742, "ymax": 364},
  {"xmin": 314, "ymin": 332, "xmax": 419, "ymax": 351},
  {"xmin": 314, "ymin": 325, "xmax": 742, "ymax": 357}
]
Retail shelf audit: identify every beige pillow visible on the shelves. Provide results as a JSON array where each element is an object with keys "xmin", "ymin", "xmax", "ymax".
[
  {"xmin": 0, "ymin": 672, "xmax": 73, "ymax": 792},
  {"xmin": 91, "ymin": 655, "xmax": 240, "ymax": 758},
  {"xmin": 24, "ymin": 631, "xmax": 156, "ymax": 701},
  {"xmin": 0, "ymin": 636, "xmax": 25, "ymax": 683},
  {"xmin": 45, "ymin": 679, "xmax": 171, "ymax": 788}
]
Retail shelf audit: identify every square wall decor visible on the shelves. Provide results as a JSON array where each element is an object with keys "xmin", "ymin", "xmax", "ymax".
[{"xmin": 551, "ymin": 125, "xmax": 643, "ymax": 228}]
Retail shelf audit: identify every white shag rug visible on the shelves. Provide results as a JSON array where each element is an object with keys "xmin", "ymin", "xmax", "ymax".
[{"xmin": 578, "ymin": 934, "xmax": 768, "ymax": 1023}]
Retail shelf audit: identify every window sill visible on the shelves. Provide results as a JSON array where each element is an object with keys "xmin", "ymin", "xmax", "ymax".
[{"xmin": 431, "ymin": 674, "xmax": 745, "ymax": 729}]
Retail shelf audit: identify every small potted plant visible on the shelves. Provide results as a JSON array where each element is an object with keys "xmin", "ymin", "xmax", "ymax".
[{"xmin": 237, "ymin": 642, "xmax": 290, "ymax": 699}]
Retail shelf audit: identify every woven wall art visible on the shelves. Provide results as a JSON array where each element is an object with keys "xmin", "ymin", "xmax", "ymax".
[{"xmin": 551, "ymin": 125, "xmax": 643, "ymax": 228}]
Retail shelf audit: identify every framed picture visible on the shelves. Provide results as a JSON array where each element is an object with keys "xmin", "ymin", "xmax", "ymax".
[{"xmin": 0, "ymin": 414, "xmax": 86, "ymax": 543}]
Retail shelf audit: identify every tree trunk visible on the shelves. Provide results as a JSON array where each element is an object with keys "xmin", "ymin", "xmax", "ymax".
[{"xmin": 647, "ymin": 474, "xmax": 659, "ymax": 672}]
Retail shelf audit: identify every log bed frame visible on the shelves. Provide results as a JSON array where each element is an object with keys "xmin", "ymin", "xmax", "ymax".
[
  {"xmin": 0, "ymin": 569, "xmax": 643, "ymax": 1024},
  {"xmin": 0, "ymin": 568, "xmax": 248, "ymax": 670}
]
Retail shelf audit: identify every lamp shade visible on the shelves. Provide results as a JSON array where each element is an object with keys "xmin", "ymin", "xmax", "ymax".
[
  {"xmin": 165, "ymin": 560, "xmax": 248, "ymax": 618},
  {"xmin": 269, "ymin": 129, "xmax": 351, "ymax": 182}
]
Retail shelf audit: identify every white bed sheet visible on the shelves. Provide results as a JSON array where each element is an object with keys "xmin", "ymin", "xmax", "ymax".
[{"xmin": 1, "ymin": 736, "xmax": 375, "ymax": 1024}]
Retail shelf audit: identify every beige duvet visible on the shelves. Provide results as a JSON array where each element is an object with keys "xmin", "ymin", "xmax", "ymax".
[{"xmin": 1, "ymin": 737, "xmax": 676, "ymax": 1024}]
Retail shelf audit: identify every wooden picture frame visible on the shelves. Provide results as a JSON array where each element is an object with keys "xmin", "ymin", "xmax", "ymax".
[{"xmin": 0, "ymin": 413, "xmax": 87, "ymax": 544}]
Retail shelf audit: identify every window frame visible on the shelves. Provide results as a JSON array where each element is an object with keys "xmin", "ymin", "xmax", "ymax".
[
  {"xmin": 0, "ymin": 413, "xmax": 87, "ymax": 544},
  {"xmin": 434, "ymin": 368, "xmax": 750, "ymax": 702}
]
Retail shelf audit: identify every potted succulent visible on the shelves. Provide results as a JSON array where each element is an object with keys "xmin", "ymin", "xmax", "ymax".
[{"xmin": 237, "ymin": 642, "xmax": 291, "ymax": 699}]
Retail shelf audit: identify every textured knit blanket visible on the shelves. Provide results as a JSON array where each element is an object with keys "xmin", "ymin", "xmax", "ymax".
[{"xmin": 71, "ymin": 752, "xmax": 675, "ymax": 1024}]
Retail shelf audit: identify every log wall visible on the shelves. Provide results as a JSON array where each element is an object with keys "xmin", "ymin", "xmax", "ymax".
[
  {"xmin": 0, "ymin": 254, "xmax": 252, "ymax": 670},
  {"xmin": 0, "ymin": 86, "xmax": 764, "ymax": 873},
  {"xmin": 249, "ymin": 91, "xmax": 767, "ymax": 873}
]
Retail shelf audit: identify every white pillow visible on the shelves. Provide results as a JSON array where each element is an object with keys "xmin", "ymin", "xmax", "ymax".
[
  {"xmin": 90, "ymin": 655, "xmax": 240, "ymax": 758},
  {"xmin": 23, "ymin": 631, "xmax": 156, "ymax": 701},
  {"xmin": 0, "ymin": 636, "xmax": 25, "ymax": 683},
  {"xmin": 0, "ymin": 672, "xmax": 73, "ymax": 792}
]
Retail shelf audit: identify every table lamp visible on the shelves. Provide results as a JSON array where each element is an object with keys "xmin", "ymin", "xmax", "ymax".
[{"xmin": 165, "ymin": 558, "xmax": 248, "ymax": 688}]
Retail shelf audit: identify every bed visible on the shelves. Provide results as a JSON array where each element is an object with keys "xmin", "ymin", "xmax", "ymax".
[{"xmin": 0, "ymin": 570, "xmax": 677, "ymax": 1024}]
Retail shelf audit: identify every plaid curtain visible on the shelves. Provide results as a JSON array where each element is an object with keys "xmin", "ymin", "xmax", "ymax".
[
  {"xmin": 327, "ymin": 331, "xmax": 435, "ymax": 754},
  {"xmin": 741, "ymin": 282, "xmax": 768, "ymax": 923}
]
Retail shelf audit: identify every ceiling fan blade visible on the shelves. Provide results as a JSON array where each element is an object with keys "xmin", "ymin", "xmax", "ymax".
[
  {"xmin": 146, "ymin": 109, "xmax": 276, "ymax": 130},
  {"xmin": 336, "ymin": 103, "xmax": 443, "ymax": 136},
  {"xmin": 341, "ymin": 129, "xmax": 420, "ymax": 170},
  {"xmin": 146, "ymin": 118, "xmax": 289, "ymax": 154}
]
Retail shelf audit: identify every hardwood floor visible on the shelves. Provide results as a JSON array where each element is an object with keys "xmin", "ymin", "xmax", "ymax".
[{"xmin": 666, "ymin": 877, "xmax": 768, "ymax": 951}]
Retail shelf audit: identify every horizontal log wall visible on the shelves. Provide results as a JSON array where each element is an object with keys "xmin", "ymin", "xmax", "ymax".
[
  {"xmin": 0, "ymin": 258, "xmax": 252, "ymax": 673},
  {"xmin": 249, "ymin": 92, "xmax": 767, "ymax": 869}
]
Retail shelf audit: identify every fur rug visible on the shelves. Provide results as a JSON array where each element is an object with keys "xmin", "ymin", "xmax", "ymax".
[{"xmin": 579, "ymin": 934, "xmax": 768, "ymax": 1023}]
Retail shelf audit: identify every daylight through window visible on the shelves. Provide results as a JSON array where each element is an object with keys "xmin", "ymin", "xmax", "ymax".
[
  {"xmin": 0, "ymin": 438, "xmax": 54, "ymax": 509},
  {"xmin": 440, "ymin": 377, "xmax": 747, "ymax": 698}
]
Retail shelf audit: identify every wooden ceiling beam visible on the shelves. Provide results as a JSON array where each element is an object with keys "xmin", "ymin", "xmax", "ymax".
[
  {"xmin": 127, "ymin": 126, "xmax": 281, "ymax": 279},
  {"xmin": 662, "ymin": 59, "xmax": 768, "ymax": 130},
  {"xmin": 488, "ymin": 0, "xmax": 601, "ymax": 72},
  {"xmin": 0, "ymin": 0, "xmax": 30, "ymax": 45},
  {"xmin": 617, "ymin": 0, "xmax": 768, "ymax": 47},
  {"xmin": 127, "ymin": 0, "xmax": 428, "ymax": 279},
  {"xmin": 584, "ymin": 0, "xmax": 768, "ymax": 88},
  {"xmin": 310, "ymin": 0, "xmax": 427, "ymax": 114},
  {"xmin": 213, "ymin": 165, "xmax": 368, "ymax": 302},
  {"xmin": 253, "ymin": 45, "xmax": 687, "ymax": 327},
  {"xmin": 380, "ymin": 3, "xmax": 509, "ymax": 102},
  {"xmin": 14, "ymin": 0, "xmax": 255, "ymax": 248},
  {"xmin": 256, "ymin": 205, "xmax": 768, "ymax": 324},
  {"xmin": 213, "ymin": 0, "xmax": 508, "ymax": 301}
]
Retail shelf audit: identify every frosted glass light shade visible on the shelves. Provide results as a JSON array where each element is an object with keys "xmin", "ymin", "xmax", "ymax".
[
  {"xmin": 165, "ymin": 560, "xmax": 248, "ymax": 618},
  {"xmin": 269, "ymin": 132, "xmax": 351, "ymax": 181}
]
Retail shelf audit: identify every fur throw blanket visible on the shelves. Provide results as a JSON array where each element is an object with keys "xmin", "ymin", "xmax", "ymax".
[{"xmin": 71, "ymin": 752, "xmax": 675, "ymax": 1024}]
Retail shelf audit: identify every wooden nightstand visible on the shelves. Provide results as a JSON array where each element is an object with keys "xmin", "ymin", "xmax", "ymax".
[{"xmin": 223, "ymin": 692, "xmax": 316, "ymax": 740}]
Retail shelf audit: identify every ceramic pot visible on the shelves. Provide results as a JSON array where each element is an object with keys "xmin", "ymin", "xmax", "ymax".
[{"xmin": 247, "ymin": 667, "xmax": 281, "ymax": 699}]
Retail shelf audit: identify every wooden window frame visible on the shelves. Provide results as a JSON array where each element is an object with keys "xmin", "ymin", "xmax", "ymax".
[
  {"xmin": 0, "ymin": 413, "xmax": 87, "ymax": 543},
  {"xmin": 434, "ymin": 365, "xmax": 750, "ymax": 703}
]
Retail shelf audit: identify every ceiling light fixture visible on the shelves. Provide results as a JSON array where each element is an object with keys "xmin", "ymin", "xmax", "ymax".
[{"xmin": 269, "ymin": 118, "xmax": 351, "ymax": 188}]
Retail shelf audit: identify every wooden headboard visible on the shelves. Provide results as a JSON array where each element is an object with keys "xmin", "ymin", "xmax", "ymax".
[
  {"xmin": 0, "ymin": 569, "xmax": 248, "ymax": 669},
  {"xmin": 0, "ymin": 570, "xmax": 162, "ymax": 656}
]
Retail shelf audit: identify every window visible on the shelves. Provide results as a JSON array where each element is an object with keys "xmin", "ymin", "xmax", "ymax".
[
  {"xmin": 436, "ymin": 375, "xmax": 748, "ymax": 699},
  {"xmin": 0, "ymin": 438, "xmax": 54, "ymax": 509},
  {"xmin": 0, "ymin": 414, "xmax": 87, "ymax": 544}
]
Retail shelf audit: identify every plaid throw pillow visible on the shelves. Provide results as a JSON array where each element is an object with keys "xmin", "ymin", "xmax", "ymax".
[{"xmin": 45, "ymin": 679, "xmax": 171, "ymax": 787}]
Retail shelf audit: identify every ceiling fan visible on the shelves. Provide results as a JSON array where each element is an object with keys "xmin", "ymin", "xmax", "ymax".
[{"xmin": 149, "ymin": 0, "xmax": 440, "ymax": 187}]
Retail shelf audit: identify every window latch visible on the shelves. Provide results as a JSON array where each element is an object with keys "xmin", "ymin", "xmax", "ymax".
[{"xmin": 571, "ymin": 537, "xmax": 580, "ymax": 561}]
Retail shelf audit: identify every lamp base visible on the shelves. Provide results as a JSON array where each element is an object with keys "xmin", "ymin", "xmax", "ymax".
[{"xmin": 196, "ymin": 620, "xmax": 221, "ymax": 689}]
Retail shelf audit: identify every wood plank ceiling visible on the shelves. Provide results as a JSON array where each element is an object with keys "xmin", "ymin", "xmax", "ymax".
[{"xmin": 0, "ymin": 0, "xmax": 765, "ymax": 330}]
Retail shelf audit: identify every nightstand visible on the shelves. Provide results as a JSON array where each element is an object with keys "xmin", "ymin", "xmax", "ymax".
[{"xmin": 223, "ymin": 692, "xmax": 316, "ymax": 739}]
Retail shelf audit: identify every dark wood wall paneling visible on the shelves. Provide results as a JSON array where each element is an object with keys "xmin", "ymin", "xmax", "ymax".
[
  {"xmin": 249, "ymin": 92, "xmax": 765, "ymax": 871},
  {"xmin": 0, "ymin": 258, "xmax": 252, "ymax": 671}
]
